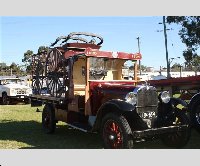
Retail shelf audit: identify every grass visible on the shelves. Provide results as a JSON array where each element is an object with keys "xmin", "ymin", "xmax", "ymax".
[{"xmin": 0, "ymin": 104, "xmax": 200, "ymax": 149}]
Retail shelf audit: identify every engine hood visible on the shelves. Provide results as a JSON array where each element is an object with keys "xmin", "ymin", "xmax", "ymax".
[
  {"xmin": 89, "ymin": 81, "xmax": 137, "ymax": 100},
  {"xmin": 2, "ymin": 83, "xmax": 31, "ymax": 89}
]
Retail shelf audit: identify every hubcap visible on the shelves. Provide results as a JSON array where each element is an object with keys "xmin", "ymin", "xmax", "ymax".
[
  {"xmin": 196, "ymin": 112, "xmax": 200, "ymax": 124},
  {"xmin": 195, "ymin": 106, "xmax": 200, "ymax": 124},
  {"xmin": 109, "ymin": 135, "xmax": 115, "ymax": 140},
  {"xmin": 103, "ymin": 120, "xmax": 123, "ymax": 148}
]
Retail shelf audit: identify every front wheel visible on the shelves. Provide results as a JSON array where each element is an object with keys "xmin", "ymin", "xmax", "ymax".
[
  {"xmin": 42, "ymin": 104, "xmax": 56, "ymax": 134},
  {"xmin": 161, "ymin": 112, "xmax": 190, "ymax": 148},
  {"xmin": 190, "ymin": 101, "xmax": 200, "ymax": 132},
  {"xmin": 2, "ymin": 93, "xmax": 9, "ymax": 105},
  {"xmin": 101, "ymin": 113, "xmax": 133, "ymax": 149}
]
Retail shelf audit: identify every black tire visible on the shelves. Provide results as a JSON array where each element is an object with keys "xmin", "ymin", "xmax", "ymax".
[
  {"xmin": 101, "ymin": 113, "xmax": 133, "ymax": 149},
  {"xmin": 161, "ymin": 112, "xmax": 190, "ymax": 148},
  {"xmin": 42, "ymin": 104, "xmax": 56, "ymax": 134},
  {"xmin": 2, "ymin": 93, "xmax": 9, "ymax": 105},
  {"xmin": 24, "ymin": 98, "xmax": 30, "ymax": 104},
  {"xmin": 190, "ymin": 101, "xmax": 200, "ymax": 132}
]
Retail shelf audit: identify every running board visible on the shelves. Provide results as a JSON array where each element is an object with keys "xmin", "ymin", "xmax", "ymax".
[{"xmin": 67, "ymin": 123, "xmax": 92, "ymax": 132}]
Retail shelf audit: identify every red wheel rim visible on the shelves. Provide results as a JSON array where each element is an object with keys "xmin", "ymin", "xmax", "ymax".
[{"xmin": 103, "ymin": 120, "xmax": 123, "ymax": 148}]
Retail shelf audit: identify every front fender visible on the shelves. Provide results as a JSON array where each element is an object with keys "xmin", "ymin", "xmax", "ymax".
[
  {"xmin": 92, "ymin": 99, "xmax": 136, "ymax": 131},
  {"xmin": 158, "ymin": 97, "xmax": 188, "ymax": 117},
  {"xmin": 157, "ymin": 98, "xmax": 189, "ymax": 127},
  {"xmin": 100, "ymin": 99, "xmax": 136, "ymax": 112},
  {"xmin": 188, "ymin": 93, "xmax": 200, "ymax": 110},
  {"xmin": 170, "ymin": 97, "xmax": 188, "ymax": 110}
]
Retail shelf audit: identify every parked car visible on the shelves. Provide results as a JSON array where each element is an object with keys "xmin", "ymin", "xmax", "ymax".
[
  {"xmin": 0, "ymin": 78, "xmax": 32, "ymax": 104},
  {"xmin": 31, "ymin": 32, "xmax": 190, "ymax": 148}
]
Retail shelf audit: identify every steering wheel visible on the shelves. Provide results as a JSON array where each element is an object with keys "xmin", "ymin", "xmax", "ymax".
[
  {"xmin": 50, "ymin": 32, "xmax": 103, "ymax": 47},
  {"xmin": 66, "ymin": 32, "xmax": 103, "ymax": 46}
]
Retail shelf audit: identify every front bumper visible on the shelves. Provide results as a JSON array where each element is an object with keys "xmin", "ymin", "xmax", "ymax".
[
  {"xmin": 9, "ymin": 95, "xmax": 30, "ymax": 101},
  {"xmin": 132, "ymin": 124, "xmax": 189, "ymax": 139}
]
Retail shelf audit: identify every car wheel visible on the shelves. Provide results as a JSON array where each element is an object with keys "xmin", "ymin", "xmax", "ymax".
[
  {"xmin": 161, "ymin": 112, "xmax": 190, "ymax": 148},
  {"xmin": 191, "ymin": 101, "xmax": 200, "ymax": 132},
  {"xmin": 2, "ymin": 93, "xmax": 9, "ymax": 105},
  {"xmin": 24, "ymin": 98, "xmax": 30, "ymax": 104},
  {"xmin": 42, "ymin": 104, "xmax": 56, "ymax": 134},
  {"xmin": 101, "ymin": 113, "xmax": 133, "ymax": 149}
]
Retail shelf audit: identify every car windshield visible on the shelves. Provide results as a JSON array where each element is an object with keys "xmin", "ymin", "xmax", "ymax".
[
  {"xmin": 1, "ymin": 79, "xmax": 21, "ymax": 85},
  {"xmin": 89, "ymin": 57, "xmax": 135, "ymax": 81}
]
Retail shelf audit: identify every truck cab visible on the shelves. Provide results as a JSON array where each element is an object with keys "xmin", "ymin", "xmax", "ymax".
[{"xmin": 0, "ymin": 77, "xmax": 32, "ymax": 104}]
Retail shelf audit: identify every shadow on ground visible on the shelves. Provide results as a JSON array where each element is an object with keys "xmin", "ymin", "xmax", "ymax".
[
  {"xmin": 0, "ymin": 120, "xmax": 102, "ymax": 149},
  {"xmin": 0, "ymin": 120, "xmax": 200, "ymax": 149}
]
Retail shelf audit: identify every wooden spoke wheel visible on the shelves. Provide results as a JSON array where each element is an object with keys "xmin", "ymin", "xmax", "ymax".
[
  {"xmin": 46, "ymin": 48, "xmax": 64, "ymax": 73},
  {"xmin": 46, "ymin": 48, "xmax": 66, "ymax": 97},
  {"xmin": 101, "ymin": 113, "xmax": 134, "ymax": 149},
  {"xmin": 46, "ymin": 73, "xmax": 65, "ymax": 97}
]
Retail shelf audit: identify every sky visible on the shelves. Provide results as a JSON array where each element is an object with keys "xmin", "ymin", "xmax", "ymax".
[{"xmin": 0, "ymin": 16, "xmax": 187, "ymax": 70}]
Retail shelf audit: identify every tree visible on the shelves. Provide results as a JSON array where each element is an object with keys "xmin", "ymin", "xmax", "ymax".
[
  {"xmin": 22, "ymin": 50, "xmax": 34, "ymax": 74},
  {"xmin": 166, "ymin": 16, "xmax": 200, "ymax": 70},
  {"xmin": 38, "ymin": 46, "xmax": 48, "ymax": 55},
  {"xmin": 140, "ymin": 65, "xmax": 148, "ymax": 72},
  {"xmin": 22, "ymin": 46, "xmax": 48, "ymax": 74},
  {"xmin": 37, "ymin": 46, "xmax": 49, "ymax": 63}
]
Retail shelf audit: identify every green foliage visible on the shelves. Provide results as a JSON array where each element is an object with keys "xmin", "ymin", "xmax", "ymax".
[
  {"xmin": 22, "ymin": 46, "xmax": 48, "ymax": 74},
  {"xmin": 166, "ymin": 16, "xmax": 200, "ymax": 70},
  {"xmin": 0, "ymin": 62, "xmax": 25, "ymax": 76},
  {"xmin": 167, "ymin": 16, "xmax": 200, "ymax": 50},
  {"xmin": 22, "ymin": 50, "xmax": 33, "ymax": 63},
  {"xmin": 0, "ymin": 104, "xmax": 199, "ymax": 149},
  {"xmin": 38, "ymin": 46, "xmax": 48, "ymax": 55},
  {"xmin": 22, "ymin": 50, "xmax": 34, "ymax": 74}
]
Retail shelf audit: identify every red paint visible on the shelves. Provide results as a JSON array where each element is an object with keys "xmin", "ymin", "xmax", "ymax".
[
  {"xmin": 89, "ymin": 81, "xmax": 136, "ymax": 115},
  {"xmin": 103, "ymin": 120, "xmax": 123, "ymax": 148},
  {"xmin": 63, "ymin": 46, "xmax": 141, "ymax": 60},
  {"xmin": 85, "ymin": 48, "xmax": 141, "ymax": 60}
]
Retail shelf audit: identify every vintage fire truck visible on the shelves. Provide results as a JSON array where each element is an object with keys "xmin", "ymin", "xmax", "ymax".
[{"xmin": 30, "ymin": 32, "xmax": 190, "ymax": 148}]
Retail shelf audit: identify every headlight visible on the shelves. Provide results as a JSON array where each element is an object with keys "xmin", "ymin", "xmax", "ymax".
[
  {"xmin": 125, "ymin": 92, "xmax": 137, "ymax": 105},
  {"xmin": 159, "ymin": 91, "xmax": 170, "ymax": 103}
]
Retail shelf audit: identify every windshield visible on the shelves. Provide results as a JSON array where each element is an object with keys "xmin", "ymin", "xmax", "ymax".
[
  {"xmin": 1, "ymin": 79, "xmax": 21, "ymax": 85},
  {"xmin": 89, "ymin": 57, "xmax": 135, "ymax": 81}
]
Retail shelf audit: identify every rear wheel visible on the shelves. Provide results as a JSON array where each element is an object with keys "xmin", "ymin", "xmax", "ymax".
[
  {"xmin": 161, "ymin": 112, "xmax": 190, "ymax": 148},
  {"xmin": 101, "ymin": 113, "xmax": 133, "ymax": 149},
  {"xmin": 42, "ymin": 104, "xmax": 56, "ymax": 134}
]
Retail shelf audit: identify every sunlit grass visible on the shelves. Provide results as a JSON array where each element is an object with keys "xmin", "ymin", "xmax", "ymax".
[{"xmin": 0, "ymin": 104, "xmax": 200, "ymax": 149}]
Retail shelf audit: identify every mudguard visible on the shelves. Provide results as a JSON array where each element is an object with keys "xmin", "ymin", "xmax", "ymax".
[
  {"xmin": 170, "ymin": 97, "xmax": 188, "ymax": 110},
  {"xmin": 188, "ymin": 93, "xmax": 200, "ymax": 110},
  {"xmin": 91, "ymin": 99, "xmax": 137, "ymax": 131},
  {"xmin": 99, "ymin": 99, "xmax": 136, "ymax": 112},
  {"xmin": 156, "ymin": 98, "xmax": 189, "ymax": 128}
]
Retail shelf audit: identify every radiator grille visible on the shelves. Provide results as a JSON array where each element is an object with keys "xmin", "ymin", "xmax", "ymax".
[
  {"xmin": 136, "ymin": 86, "xmax": 158, "ymax": 114},
  {"xmin": 16, "ymin": 89, "xmax": 26, "ymax": 95}
]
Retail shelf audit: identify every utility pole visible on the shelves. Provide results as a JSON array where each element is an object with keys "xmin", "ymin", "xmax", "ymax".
[
  {"xmin": 163, "ymin": 16, "xmax": 170, "ymax": 78},
  {"xmin": 10, "ymin": 68, "xmax": 13, "ymax": 76},
  {"xmin": 136, "ymin": 37, "xmax": 141, "ymax": 75}
]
